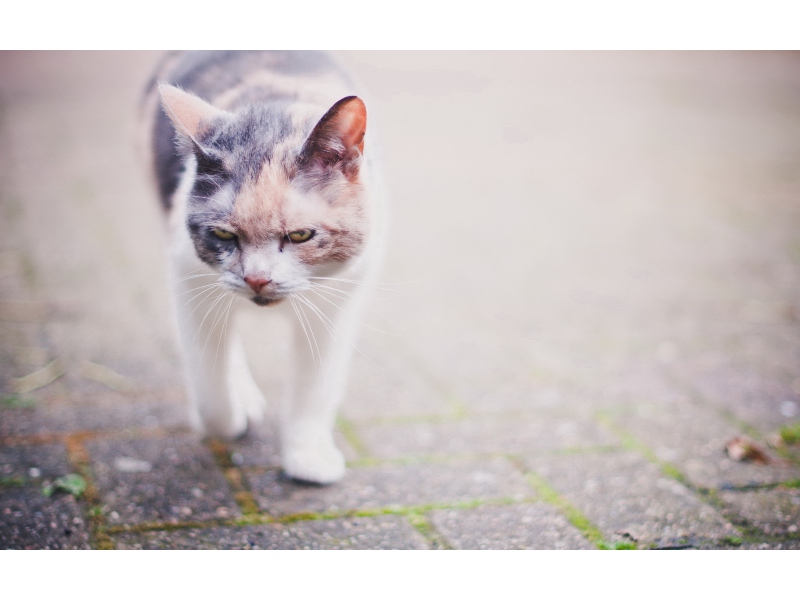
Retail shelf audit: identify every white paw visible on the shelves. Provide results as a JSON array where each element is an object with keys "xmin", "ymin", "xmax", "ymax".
[
  {"xmin": 190, "ymin": 405, "xmax": 249, "ymax": 440},
  {"xmin": 231, "ymin": 379, "xmax": 267, "ymax": 424},
  {"xmin": 282, "ymin": 439, "xmax": 345, "ymax": 484}
]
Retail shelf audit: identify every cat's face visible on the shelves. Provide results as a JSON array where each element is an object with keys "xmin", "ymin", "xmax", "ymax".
[{"xmin": 161, "ymin": 87, "xmax": 369, "ymax": 305}]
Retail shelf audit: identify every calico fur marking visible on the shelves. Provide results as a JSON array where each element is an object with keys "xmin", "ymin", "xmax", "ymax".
[{"xmin": 146, "ymin": 51, "xmax": 381, "ymax": 484}]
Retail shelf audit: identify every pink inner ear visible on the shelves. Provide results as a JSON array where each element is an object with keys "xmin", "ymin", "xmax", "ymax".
[{"xmin": 336, "ymin": 98, "xmax": 367, "ymax": 153}]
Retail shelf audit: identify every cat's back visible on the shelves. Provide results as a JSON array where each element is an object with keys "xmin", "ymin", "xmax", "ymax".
[{"xmin": 141, "ymin": 51, "xmax": 358, "ymax": 210}]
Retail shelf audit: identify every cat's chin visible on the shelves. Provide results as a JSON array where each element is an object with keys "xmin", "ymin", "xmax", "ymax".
[{"xmin": 251, "ymin": 296, "xmax": 283, "ymax": 307}]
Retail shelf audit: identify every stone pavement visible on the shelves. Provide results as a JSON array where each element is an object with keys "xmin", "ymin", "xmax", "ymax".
[{"xmin": 1, "ymin": 51, "xmax": 800, "ymax": 550}]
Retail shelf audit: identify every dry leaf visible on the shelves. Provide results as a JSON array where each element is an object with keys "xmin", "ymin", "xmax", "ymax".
[{"xmin": 725, "ymin": 436, "xmax": 771, "ymax": 464}]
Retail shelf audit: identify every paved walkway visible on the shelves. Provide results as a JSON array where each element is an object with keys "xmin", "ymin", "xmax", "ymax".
[{"xmin": 1, "ymin": 51, "xmax": 799, "ymax": 549}]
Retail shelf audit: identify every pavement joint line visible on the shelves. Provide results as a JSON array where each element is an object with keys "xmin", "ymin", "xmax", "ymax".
[
  {"xmin": 342, "ymin": 446, "xmax": 627, "ymax": 469},
  {"xmin": 104, "ymin": 517, "xmax": 250, "ymax": 536},
  {"xmin": 336, "ymin": 416, "xmax": 370, "ymax": 460},
  {"xmin": 659, "ymin": 365, "xmax": 770, "ymax": 442},
  {"xmin": 594, "ymin": 411, "xmax": 800, "ymax": 546},
  {"xmin": 703, "ymin": 487, "xmax": 800, "ymax": 545},
  {"xmin": 205, "ymin": 438, "xmax": 260, "ymax": 516},
  {"xmin": 405, "ymin": 511, "xmax": 452, "ymax": 549},
  {"xmin": 345, "ymin": 405, "xmax": 595, "ymax": 428},
  {"xmin": 103, "ymin": 497, "xmax": 528, "ymax": 537},
  {"xmin": 61, "ymin": 432, "xmax": 114, "ymax": 550},
  {"xmin": 597, "ymin": 410, "xmax": 800, "ymax": 490},
  {"xmin": 517, "ymin": 465, "xmax": 613, "ymax": 549},
  {"xmin": 596, "ymin": 411, "xmax": 694, "ymax": 488}
]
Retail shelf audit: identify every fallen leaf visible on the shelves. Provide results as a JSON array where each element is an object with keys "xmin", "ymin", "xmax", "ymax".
[
  {"xmin": 725, "ymin": 436, "xmax": 771, "ymax": 464},
  {"xmin": 42, "ymin": 473, "xmax": 88, "ymax": 498}
]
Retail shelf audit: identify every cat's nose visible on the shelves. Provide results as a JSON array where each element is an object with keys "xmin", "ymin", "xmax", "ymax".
[{"xmin": 244, "ymin": 276, "xmax": 271, "ymax": 293}]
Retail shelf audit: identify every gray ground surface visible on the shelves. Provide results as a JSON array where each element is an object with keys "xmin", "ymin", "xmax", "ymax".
[{"xmin": 1, "ymin": 51, "xmax": 799, "ymax": 550}]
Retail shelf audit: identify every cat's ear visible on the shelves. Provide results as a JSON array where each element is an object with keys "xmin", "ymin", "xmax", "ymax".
[
  {"xmin": 158, "ymin": 83, "xmax": 226, "ymax": 147},
  {"xmin": 299, "ymin": 96, "xmax": 367, "ymax": 180}
]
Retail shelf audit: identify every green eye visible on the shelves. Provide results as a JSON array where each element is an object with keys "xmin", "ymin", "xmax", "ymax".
[
  {"xmin": 288, "ymin": 229, "xmax": 314, "ymax": 243},
  {"xmin": 212, "ymin": 228, "xmax": 236, "ymax": 241}
]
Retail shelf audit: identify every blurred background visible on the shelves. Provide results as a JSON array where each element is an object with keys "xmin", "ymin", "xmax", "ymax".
[{"xmin": 1, "ymin": 52, "xmax": 799, "ymax": 549}]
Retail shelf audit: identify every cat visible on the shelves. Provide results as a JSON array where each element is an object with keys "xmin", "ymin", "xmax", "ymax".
[{"xmin": 140, "ymin": 51, "xmax": 384, "ymax": 484}]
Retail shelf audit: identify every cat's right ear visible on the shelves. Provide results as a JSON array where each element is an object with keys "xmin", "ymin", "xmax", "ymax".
[{"xmin": 158, "ymin": 83, "xmax": 226, "ymax": 148}]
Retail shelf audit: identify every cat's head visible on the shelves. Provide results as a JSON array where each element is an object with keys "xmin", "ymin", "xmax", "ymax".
[{"xmin": 159, "ymin": 84, "xmax": 369, "ymax": 305}]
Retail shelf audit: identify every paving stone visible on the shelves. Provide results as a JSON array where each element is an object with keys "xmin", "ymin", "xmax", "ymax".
[
  {"xmin": 719, "ymin": 487, "xmax": 800, "ymax": 537},
  {"xmin": 0, "ymin": 388, "xmax": 189, "ymax": 438},
  {"xmin": 613, "ymin": 402, "xmax": 800, "ymax": 489},
  {"xmin": 0, "ymin": 442, "xmax": 72, "ymax": 482},
  {"xmin": 114, "ymin": 515, "xmax": 429, "ymax": 549},
  {"xmin": 680, "ymin": 364, "xmax": 799, "ymax": 433},
  {"xmin": 430, "ymin": 502, "xmax": 594, "ymax": 549},
  {"xmin": 247, "ymin": 457, "xmax": 534, "ymax": 516},
  {"xmin": 524, "ymin": 451, "xmax": 738, "ymax": 548},
  {"xmin": 590, "ymin": 363, "xmax": 692, "ymax": 408},
  {"xmin": 738, "ymin": 540, "xmax": 800, "ymax": 549},
  {"xmin": 456, "ymin": 378, "xmax": 580, "ymax": 415},
  {"xmin": 0, "ymin": 487, "xmax": 90, "ymax": 549},
  {"xmin": 342, "ymin": 336, "xmax": 455, "ymax": 421},
  {"xmin": 0, "ymin": 441, "xmax": 90, "ymax": 549},
  {"xmin": 357, "ymin": 414, "xmax": 619, "ymax": 460},
  {"xmin": 86, "ymin": 434, "xmax": 239, "ymax": 525}
]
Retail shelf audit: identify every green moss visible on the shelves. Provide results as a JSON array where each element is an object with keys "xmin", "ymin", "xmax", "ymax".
[
  {"xmin": 780, "ymin": 422, "xmax": 800, "ymax": 445},
  {"xmin": 722, "ymin": 536, "xmax": 743, "ymax": 546},
  {"xmin": 42, "ymin": 473, "xmax": 88, "ymax": 498},
  {"xmin": 336, "ymin": 417, "xmax": 369, "ymax": 459},
  {"xmin": 1, "ymin": 395, "xmax": 36, "ymax": 409},
  {"xmin": 597, "ymin": 412, "xmax": 692, "ymax": 488},
  {"xmin": 406, "ymin": 512, "xmax": 452, "ymax": 549},
  {"xmin": 524, "ymin": 472, "xmax": 606, "ymax": 548},
  {"xmin": 0, "ymin": 475, "xmax": 25, "ymax": 487},
  {"xmin": 598, "ymin": 541, "xmax": 638, "ymax": 550}
]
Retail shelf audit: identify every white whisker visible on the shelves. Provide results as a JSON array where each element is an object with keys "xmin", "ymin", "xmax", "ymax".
[{"xmin": 290, "ymin": 297, "xmax": 317, "ymax": 369}]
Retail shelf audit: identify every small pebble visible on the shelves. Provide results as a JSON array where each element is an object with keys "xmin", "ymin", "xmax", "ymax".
[
  {"xmin": 780, "ymin": 400, "xmax": 798, "ymax": 418},
  {"xmin": 28, "ymin": 467, "xmax": 41, "ymax": 478},
  {"xmin": 114, "ymin": 456, "xmax": 152, "ymax": 473}
]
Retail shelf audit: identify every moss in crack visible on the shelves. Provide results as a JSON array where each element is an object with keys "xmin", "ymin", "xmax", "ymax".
[
  {"xmin": 336, "ymin": 417, "xmax": 369, "ymax": 460},
  {"xmin": 207, "ymin": 438, "xmax": 261, "ymax": 516},
  {"xmin": 62, "ymin": 433, "xmax": 113, "ymax": 549},
  {"xmin": 598, "ymin": 541, "xmax": 638, "ymax": 550},
  {"xmin": 1, "ymin": 394, "xmax": 36, "ymax": 409},
  {"xmin": 779, "ymin": 422, "xmax": 800, "ymax": 445},
  {"xmin": 597, "ymin": 412, "xmax": 691, "ymax": 488},
  {"xmin": 524, "ymin": 471, "xmax": 606, "ymax": 548},
  {"xmin": 0, "ymin": 475, "xmax": 26, "ymax": 487},
  {"xmin": 406, "ymin": 511, "xmax": 452, "ymax": 549}
]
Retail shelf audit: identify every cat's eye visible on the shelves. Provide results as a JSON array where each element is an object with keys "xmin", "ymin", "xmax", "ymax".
[
  {"xmin": 212, "ymin": 228, "xmax": 236, "ymax": 241},
  {"xmin": 288, "ymin": 229, "xmax": 314, "ymax": 243}
]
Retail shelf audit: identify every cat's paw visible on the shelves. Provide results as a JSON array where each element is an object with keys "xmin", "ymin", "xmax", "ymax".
[
  {"xmin": 282, "ymin": 440, "xmax": 345, "ymax": 485},
  {"xmin": 190, "ymin": 406, "xmax": 249, "ymax": 440}
]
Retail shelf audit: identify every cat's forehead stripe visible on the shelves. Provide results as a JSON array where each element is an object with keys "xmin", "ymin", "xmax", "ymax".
[{"xmin": 230, "ymin": 162, "xmax": 291, "ymax": 241}]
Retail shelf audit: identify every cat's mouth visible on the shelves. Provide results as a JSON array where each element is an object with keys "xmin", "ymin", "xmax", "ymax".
[{"xmin": 251, "ymin": 296, "xmax": 283, "ymax": 306}]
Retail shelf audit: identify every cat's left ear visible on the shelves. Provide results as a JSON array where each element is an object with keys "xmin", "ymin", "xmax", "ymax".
[
  {"xmin": 299, "ymin": 96, "xmax": 367, "ymax": 180},
  {"xmin": 158, "ymin": 83, "xmax": 227, "ymax": 147}
]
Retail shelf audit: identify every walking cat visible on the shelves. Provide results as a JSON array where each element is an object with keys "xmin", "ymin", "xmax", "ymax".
[{"xmin": 141, "ymin": 51, "xmax": 383, "ymax": 484}]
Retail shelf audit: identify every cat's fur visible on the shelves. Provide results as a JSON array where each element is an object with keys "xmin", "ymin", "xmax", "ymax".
[{"xmin": 141, "ymin": 51, "xmax": 383, "ymax": 484}]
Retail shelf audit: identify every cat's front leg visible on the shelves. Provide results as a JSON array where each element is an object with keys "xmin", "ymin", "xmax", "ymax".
[
  {"xmin": 170, "ymin": 261, "xmax": 248, "ymax": 439},
  {"xmin": 280, "ymin": 282, "xmax": 366, "ymax": 484}
]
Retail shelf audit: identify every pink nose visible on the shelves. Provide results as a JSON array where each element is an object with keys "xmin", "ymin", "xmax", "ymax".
[{"xmin": 244, "ymin": 277, "xmax": 270, "ymax": 294}]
